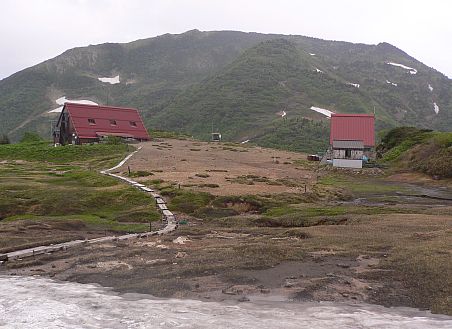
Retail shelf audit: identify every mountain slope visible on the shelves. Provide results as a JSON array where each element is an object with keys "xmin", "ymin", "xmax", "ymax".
[
  {"xmin": 0, "ymin": 30, "xmax": 273, "ymax": 140},
  {"xmin": 0, "ymin": 30, "xmax": 451, "ymax": 148},
  {"xmin": 151, "ymin": 36, "xmax": 452, "ymax": 144}
]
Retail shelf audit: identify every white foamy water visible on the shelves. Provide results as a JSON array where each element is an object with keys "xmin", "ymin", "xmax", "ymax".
[{"xmin": 0, "ymin": 276, "xmax": 451, "ymax": 329}]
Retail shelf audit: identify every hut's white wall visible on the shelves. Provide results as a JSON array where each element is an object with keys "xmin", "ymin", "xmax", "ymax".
[{"xmin": 333, "ymin": 159, "xmax": 363, "ymax": 168}]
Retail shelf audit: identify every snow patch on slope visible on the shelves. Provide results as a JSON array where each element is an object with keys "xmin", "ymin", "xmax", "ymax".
[
  {"xmin": 309, "ymin": 53, "xmax": 316, "ymax": 56},
  {"xmin": 433, "ymin": 102, "xmax": 439, "ymax": 114},
  {"xmin": 387, "ymin": 62, "xmax": 417, "ymax": 75},
  {"xmin": 48, "ymin": 97, "xmax": 98, "ymax": 113},
  {"xmin": 347, "ymin": 82, "xmax": 360, "ymax": 88},
  {"xmin": 310, "ymin": 106, "xmax": 335, "ymax": 118},
  {"xmin": 98, "ymin": 75, "xmax": 120, "ymax": 84},
  {"xmin": 314, "ymin": 68, "xmax": 323, "ymax": 73},
  {"xmin": 386, "ymin": 80, "xmax": 398, "ymax": 87},
  {"xmin": 428, "ymin": 84, "xmax": 433, "ymax": 92}
]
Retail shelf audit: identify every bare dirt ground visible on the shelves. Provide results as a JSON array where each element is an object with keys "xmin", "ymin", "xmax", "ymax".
[{"xmin": 126, "ymin": 139, "xmax": 315, "ymax": 195}]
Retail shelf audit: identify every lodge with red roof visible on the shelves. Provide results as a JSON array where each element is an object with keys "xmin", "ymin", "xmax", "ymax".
[
  {"xmin": 329, "ymin": 113, "xmax": 375, "ymax": 168},
  {"xmin": 53, "ymin": 103, "xmax": 150, "ymax": 145}
]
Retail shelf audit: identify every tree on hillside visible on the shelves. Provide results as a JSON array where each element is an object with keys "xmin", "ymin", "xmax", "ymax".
[
  {"xmin": 0, "ymin": 134, "xmax": 10, "ymax": 144},
  {"xmin": 20, "ymin": 132, "xmax": 44, "ymax": 143}
]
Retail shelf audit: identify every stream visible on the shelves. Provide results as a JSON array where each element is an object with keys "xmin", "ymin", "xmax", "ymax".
[{"xmin": 1, "ymin": 275, "xmax": 451, "ymax": 328}]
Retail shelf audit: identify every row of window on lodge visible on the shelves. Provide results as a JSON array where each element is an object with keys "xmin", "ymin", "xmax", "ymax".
[{"xmin": 88, "ymin": 118, "xmax": 137, "ymax": 127}]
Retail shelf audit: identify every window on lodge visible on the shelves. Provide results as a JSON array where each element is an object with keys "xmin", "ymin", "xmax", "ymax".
[
  {"xmin": 88, "ymin": 118, "xmax": 96, "ymax": 125},
  {"xmin": 110, "ymin": 120, "xmax": 117, "ymax": 126},
  {"xmin": 345, "ymin": 149, "xmax": 352, "ymax": 158},
  {"xmin": 130, "ymin": 121, "xmax": 137, "ymax": 127}
]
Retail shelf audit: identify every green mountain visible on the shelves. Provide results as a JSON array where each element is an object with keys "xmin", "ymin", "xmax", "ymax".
[{"xmin": 1, "ymin": 30, "xmax": 451, "ymax": 151}]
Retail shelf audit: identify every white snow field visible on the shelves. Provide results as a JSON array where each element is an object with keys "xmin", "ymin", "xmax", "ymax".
[
  {"xmin": 310, "ymin": 106, "xmax": 335, "ymax": 118},
  {"xmin": 428, "ymin": 84, "xmax": 434, "ymax": 92},
  {"xmin": 433, "ymin": 102, "xmax": 439, "ymax": 114},
  {"xmin": 315, "ymin": 68, "xmax": 323, "ymax": 73},
  {"xmin": 386, "ymin": 80, "xmax": 398, "ymax": 87},
  {"xmin": 98, "ymin": 75, "xmax": 120, "ymax": 84},
  {"xmin": 48, "ymin": 96, "xmax": 98, "ymax": 113},
  {"xmin": 347, "ymin": 82, "xmax": 360, "ymax": 88},
  {"xmin": 386, "ymin": 62, "xmax": 417, "ymax": 75}
]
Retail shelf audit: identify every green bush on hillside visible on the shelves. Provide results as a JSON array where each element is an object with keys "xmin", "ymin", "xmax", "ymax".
[
  {"xmin": 20, "ymin": 132, "xmax": 44, "ymax": 143},
  {"xmin": 378, "ymin": 127, "xmax": 452, "ymax": 178}
]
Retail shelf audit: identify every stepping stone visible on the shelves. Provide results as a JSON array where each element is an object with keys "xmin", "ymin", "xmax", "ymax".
[{"xmin": 163, "ymin": 210, "xmax": 173, "ymax": 217}]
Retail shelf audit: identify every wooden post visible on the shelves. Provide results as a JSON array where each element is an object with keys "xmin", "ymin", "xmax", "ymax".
[
  {"xmin": 149, "ymin": 221, "xmax": 152, "ymax": 232},
  {"xmin": 128, "ymin": 165, "xmax": 131, "ymax": 175}
]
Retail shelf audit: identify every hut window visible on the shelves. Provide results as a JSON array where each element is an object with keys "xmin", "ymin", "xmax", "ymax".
[
  {"xmin": 345, "ymin": 149, "xmax": 352, "ymax": 158},
  {"xmin": 88, "ymin": 118, "xmax": 96, "ymax": 125},
  {"xmin": 110, "ymin": 120, "xmax": 117, "ymax": 126},
  {"xmin": 130, "ymin": 121, "xmax": 137, "ymax": 127}
]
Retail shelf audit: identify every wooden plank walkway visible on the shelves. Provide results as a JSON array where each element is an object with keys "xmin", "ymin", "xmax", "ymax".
[{"xmin": 0, "ymin": 146, "xmax": 177, "ymax": 262}]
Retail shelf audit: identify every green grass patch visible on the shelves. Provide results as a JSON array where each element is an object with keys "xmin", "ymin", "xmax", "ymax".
[
  {"xmin": 0, "ymin": 162, "xmax": 160, "ymax": 226},
  {"xmin": 318, "ymin": 174, "xmax": 405, "ymax": 194},
  {"xmin": 0, "ymin": 142, "xmax": 132, "ymax": 166},
  {"xmin": 166, "ymin": 189, "xmax": 214, "ymax": 214},
  {"xmin": 3, "ymin": 214, "xmax": 150, "ymax": 233}
]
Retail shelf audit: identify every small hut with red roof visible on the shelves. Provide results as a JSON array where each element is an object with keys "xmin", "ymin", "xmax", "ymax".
[
  {"xmin": 53, "ymin": 103, "xmax": 150, "ymax": 145},
  {"xmin": 329, "ymin": 114, "xmax": 375, "ymax": 168}
]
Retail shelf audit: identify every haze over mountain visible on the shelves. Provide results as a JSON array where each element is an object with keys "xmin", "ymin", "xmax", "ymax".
[{"xmin": 0, "ymin": 30, "xmax": 451, "ymax": 151}]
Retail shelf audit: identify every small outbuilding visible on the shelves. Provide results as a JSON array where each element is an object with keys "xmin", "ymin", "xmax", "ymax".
[
  {"xmin": 332, "ymin": 140, "xmax": 365, "ymax": 168},
  {"xmin": 53, "ymin": 103, "xmax": 150, "ymax": 145},
  {"xmin": 329, "ymin": 114, "xmax": 375, "ymax": 168},
  {"xmin": 211, "ymin": 132, "xmax": 222, "ymax": 142}
]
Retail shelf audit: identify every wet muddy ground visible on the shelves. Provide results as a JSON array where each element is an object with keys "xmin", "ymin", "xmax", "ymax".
[{"xmin": 2, "ymin": 210, "xmax": 451, "ymax": 314}]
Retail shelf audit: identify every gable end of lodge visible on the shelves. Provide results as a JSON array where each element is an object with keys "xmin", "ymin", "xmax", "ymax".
[{"xmin": 53, "ymin": 103, "xmax": 150, "ymax": 145}]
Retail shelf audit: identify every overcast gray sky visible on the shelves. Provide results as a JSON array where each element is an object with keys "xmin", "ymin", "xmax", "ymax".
[{"xmin": 1, "ymin": 0, "xmax": 451, "ymax": 80}]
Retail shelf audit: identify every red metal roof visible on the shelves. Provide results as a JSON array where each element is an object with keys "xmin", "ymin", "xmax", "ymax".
[
  {"xmin": 64, "ymin": 103, "xmax": 150, "ymax": 140},
  {"xmin": 330, "ymin": 114, "xmax": 375, "ymax": 147}
]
